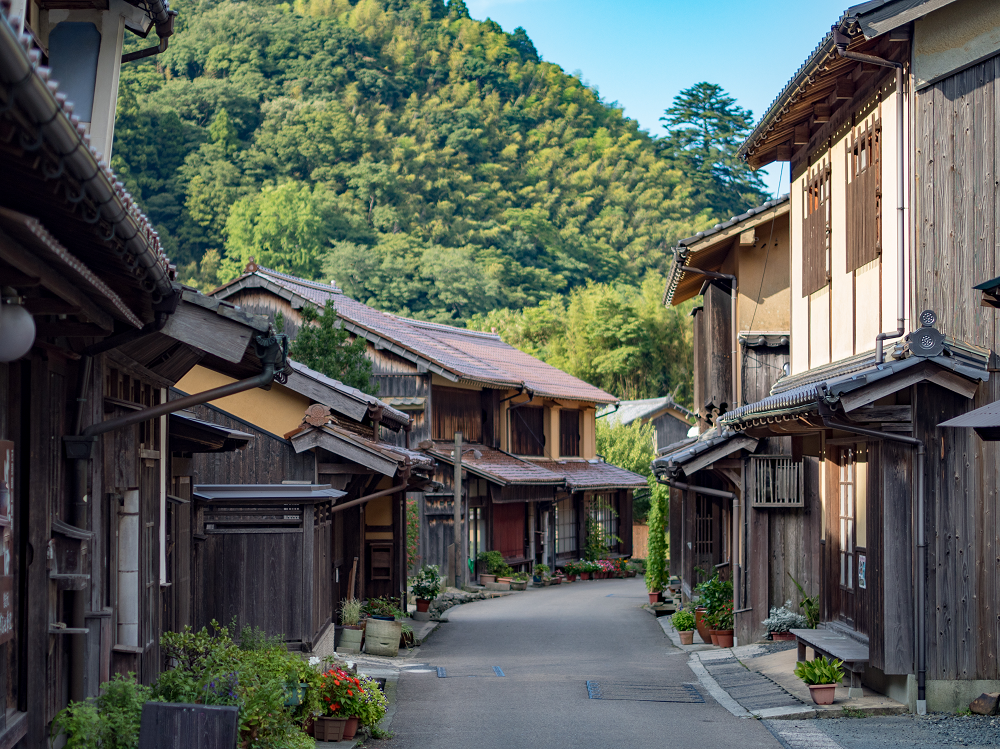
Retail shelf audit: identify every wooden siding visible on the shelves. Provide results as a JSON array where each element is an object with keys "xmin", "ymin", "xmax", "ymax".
[
  {"xmin": 559, "ymin": 410, "xmax": 581, "ymax": 457},
  {"xmin": 493, "ymin": 502, "xmax": 526, "ymax": 559},
  {"xmin": 702, "ymin": 283, "xmax": 733, "ymax": 416},
  {"xmin": 691, "ymin": 307, "xmax": 708, "ymax": 430},
  {"xmin": 432, "ymin": 386, "xmax": 481, "ymax": 443},
  {"xmin": 741, "ymin": 346, "xmax": 790, "ymax": 406},
  {"xmin": 510, "ymin": 406, "xmax": 544, "ymax": 456},
  {"xmin": 652, "ymin": 412, "xmax": 690, "ymax": 453}
]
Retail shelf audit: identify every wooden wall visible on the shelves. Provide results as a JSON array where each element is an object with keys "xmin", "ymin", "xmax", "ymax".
[
  {"xmin": 741, "ymin": 346, "xmax": 790, "ymax": 405},
  {"xmin": 652, "ymin": 412, "xmax": 690, "ymax": 453},
  {"xmin": 703, "ymin": 283, "xmax": 733, "ymax": 417}
]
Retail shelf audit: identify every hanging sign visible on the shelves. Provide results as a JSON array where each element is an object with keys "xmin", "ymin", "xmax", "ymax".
[{"xmin": 858, "ymin": 554, "xmax": 867, "ymax": 590}]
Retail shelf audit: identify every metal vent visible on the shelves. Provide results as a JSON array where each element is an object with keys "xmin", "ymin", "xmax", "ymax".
[{"xmin": 748, "ymin": 456, "xmax": 804, "ymax": 508}]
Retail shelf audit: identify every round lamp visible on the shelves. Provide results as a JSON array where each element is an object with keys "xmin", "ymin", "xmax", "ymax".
[{"xmin": 0, "ymin": 302, "xmax": 36, "ymax": 362}]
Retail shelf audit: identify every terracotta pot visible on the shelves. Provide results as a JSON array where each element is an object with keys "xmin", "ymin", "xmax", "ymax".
[
  {"xmin": 694, "ymin": 608, "xmax": 711, "ymax": 643},
  {"xmin": 809, "ymin": 683, "xmax": 837, "ymax": 705},
  {"xmin": 343, "ymin": 716, "xmax": 360, "ymax": 740},
  {"xmin": 709, "ymin": 630, "xmax": 720, "ymax": 646},
  {"xmin": 416, "ymin": 598, "xmax": 430, "ymax": 613},
  {"xmin": 715, "ymin": 629, "xmax": 734, "ymax": 648},
  {"xmin": 567, "ymin": 574, "xmax": 577, "ymax": 582},
  {"xmin": 314, "ymin": 717, "xmax": 347, "ymax": 742},
  {"xmin": 771, "ymin": 631, "xmax": 796, "ymax": 641},
  {"xmin": 580, "ymin": 572, "xmax": 590, "ymax": 580},
  {"xmin": 648, "ymin": 591, "xmax": 662, "ymax": 605},
  {"xmin": 497, "ymin": 577, "xmax": 513, "ymax": 584},
  {"xmin": 480, "ymin": 573, "xmax": 497, "ymax": 584},
  {"xmin": 679, "ymin": 630, "xmax": 695, "ymax": 645}
]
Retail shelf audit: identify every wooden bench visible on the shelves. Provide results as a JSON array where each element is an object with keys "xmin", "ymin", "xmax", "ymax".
[{"xmin": 790, "ymin": 628, "xmax": 869, "ymax": 698}]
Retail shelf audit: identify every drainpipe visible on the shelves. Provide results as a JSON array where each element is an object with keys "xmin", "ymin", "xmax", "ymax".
[
  {"xmin": 681, "ymin": 267, "xmax": 738, "ymax": 410},
  {"xmin": 833, "ymin": 29, "xmax": 906, "ymax": 365},
  {"xmin": 822, "ymin": 417, "xmax": 926, "ymax": 714}
]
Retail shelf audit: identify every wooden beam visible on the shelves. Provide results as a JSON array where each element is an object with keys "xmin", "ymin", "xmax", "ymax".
[
  {"xmin": 812, "ymin": 104, "xmax": 832, "ymax": 124},
  {"xmin": 793, "ymin": 124, "xmax": 811, "ymax": 146},
  {"xmin": 23, "ymin": 297, "xmax": 80, "ymax": 315},
  {"xmin": 826, "ymin": 79, "xmax": 855, "ymax": 110},
  {"xmin": 776, "ymin": 141, "xmax": 792, "ymax": 161},
  {"xmin": 845, "ymin": 405, "xmax": 913, "ymax": 423},
  {"xmin": 0, "ymin": 230, "xmax": 113, "ymax": 331},
  {"xmin": 34, "ymin": 322, "xmax": 109, "ymax": 338}
]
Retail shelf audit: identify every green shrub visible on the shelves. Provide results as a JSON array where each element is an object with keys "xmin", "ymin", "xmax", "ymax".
[
  {"xmin": 51, "ymin": 673, "xmax": 152, "ymax": 749},
  {"xmin": 410, "ymin": 565, "xmax": 441, "ymax": 600},
  {"xmin": 533, "ymin": 563, "xmax": 550, "ymax": 577},
  {"xmin": 477, "ymin": 550, "xmax": 506, "ymax": 575},
  {"xmin": 355, "ymin": 674, "xmax": 388, "ymax": 727},
  {"xmin": 794, "ymin": 656, "xmax": 845, "ymax": 686},
  {"xmin": 671, "ymin": 610, "xmax": 695, "ymax": 631},
  {"xmin": 645, "ymin": 488, "xmax": 667, "ymax": 593},
  {"xmin": 364, "ymin": 596, "xmax": 405, "ymax": 619},
  {"xmin": 695, "ymin": 574, "xmax": 732, "ymax": 618}
]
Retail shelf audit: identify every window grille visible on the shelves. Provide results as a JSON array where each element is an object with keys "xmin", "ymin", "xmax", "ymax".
[
  {"xmin": 802, "ymin": 161, "xmax": 831, "ymax": 296},
  {"xmin": 559, "ymin": 410, "xmax": 581, "ymax": 456},
  {"xmin": 846, "ymin": 118, "xmax": 881, "ymax": 272},
  {"xmin": 748, "ymin": 455, "xmax": 804, "ymax": 508},
  {"xmin": 555, "ymin": 497, "xmax": 576, "ymax": 554}
]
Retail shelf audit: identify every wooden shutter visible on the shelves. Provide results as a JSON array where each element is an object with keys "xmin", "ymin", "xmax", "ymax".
[
  {"xmin": 432, "ymin": 386, "xmax": 482, "ymax": 442},
  {"xmin": 492, "ymin": 502, "xmax": 525, "ymax": 559},
  {"xmin": 846, "ymin": 119, "xmax": 882, "ymax": 273},
  {"xmin": 510, "ymin": 406, "xmax": 544, "ymax": 456},
  {"xmin": 559, "ymin": 410, "xmax": 580, "ymax": 457},
  {"xmin": 802, "ymin": 162, "xmax": 831, "ymax": 296}
]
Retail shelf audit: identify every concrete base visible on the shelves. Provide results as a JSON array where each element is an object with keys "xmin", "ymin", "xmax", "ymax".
[
  {"xmin": 412, "ymin": 611, "xmax": 431, "ymax": 622},
  {"xmin": 926, "ymin": 678, "xmax": 1000, "ymax": 714},
  {"xmin": 484, "ymin": 581, "xmax": 510, "ymax": 591}
]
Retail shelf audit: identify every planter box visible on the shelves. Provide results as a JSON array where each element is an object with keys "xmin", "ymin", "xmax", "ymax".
[
  {"xmin": 314, "ymin": 717, "xmax": 347, "ymax": 741},
  {"xmin": 364, "ymin": 618, "xmax": 402, "ymax": 657},
  {"xmin": 770, "ymin": 631, "xmax": 796, "ymax": 641},
  {"xmin": 337, "ymin": 626, "xmax": 362, "ymax": 654},
  {"xmin": 809, "ymin": 684, "xmax": 837, "ymax": 705}
]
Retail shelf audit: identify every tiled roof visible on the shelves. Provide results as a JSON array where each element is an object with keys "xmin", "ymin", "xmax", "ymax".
[
  {"xmin": 214, "ymin": 267, "xmax": 617, "ymax": 404},
  {"xmin": 599, "ymin": 396, "xmax": 694, "ymax": 427},
  {"xmin": 535, "ymin": 459, "xmax": 649, "ymax": 491},
  {"xmin": 290, "ymin": 421, "xmax": 434, "ymax": 471},
  {"xmin": 286, "ymin": 359, "xmax": 409, "ymax": 426},
  {"xmin": 426, "ymin": 442, "xmax": 564, "ymax": 486}
]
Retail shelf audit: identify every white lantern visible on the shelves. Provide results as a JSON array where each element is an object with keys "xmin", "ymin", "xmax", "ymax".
[{"xmin": 0, "ymin": 302, "xmax": 36, "ymax": 362}]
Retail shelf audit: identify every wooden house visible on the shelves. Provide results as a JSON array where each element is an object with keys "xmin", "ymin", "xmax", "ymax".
[
  {"xmin": 597, "ymin": 396, "xmax": 694, "ymax": 454},
  {"xmin": 717, "ymin": 0, "xmax": 1000, "ymax": 713},
  {"xmin": 171, "ymin": 359, "xmax": 434, "ymax": 651},
  {"xmin": 0, "ymin": 2, "xmax": 299, "ymax": 743},
  {"xmin": 211, "ymin": 265, "xmax": 648, "ymax": 581},
  {"xmin": 651, "ymin": 197, "xmax": 816, "ymax": 646}
]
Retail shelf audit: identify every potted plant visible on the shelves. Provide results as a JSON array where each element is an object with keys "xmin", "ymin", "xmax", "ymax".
[
  {"xmin": 338, "ymin": 598, "xmax": 363, "ymax": 654},
  {"xmin": 411, "ymin": 565, "xmax": 441, "ymax": 612},
  {"xmin": 563, "ymin": 562, "xmax": 580, "ymax": 582},
  {"xmin": 363, "ymin": 597, "xmax": 404, "ymax": 656},
  {"xmin": 695, "ymin": 574, "xmax": 732, "ymax": 644},
  {"xmin": 532, "ymin": 563, "xmax": 550, "ymax": 585},
  {"xmin": 355, "ymin": 674, "xmax": 388, "ymax": 734},
  {"xmin": 707, "ymin": 601, "xmax": 735, "ymax": 648},
  {"xmin": 762, "ymin": 601, "xmax": 808, "ymax": 641},
  {"xmin": 794, "ymin": 656, "xmax": 845, "ymax": 705},
  {"xmin": 671, "ymin": 609, "xmax": 696, "ymax": 645},
  {"xmin": 510, "ymin": 571, "xmax": 529, "ymax": 590},
  {"xmin": 316, "ymin": 666, "xmax": 367, "ymax": 740},
  {"xmin": 496, "ymin": 562, "xmax": 514, "ymax": 585},
  {"xmin": 578, "ymin": 561, "xmax": 592, "ymax": 580},
  {"xmin": 477, "ymin": 550, "xmax": 504, "ymax": 584}
]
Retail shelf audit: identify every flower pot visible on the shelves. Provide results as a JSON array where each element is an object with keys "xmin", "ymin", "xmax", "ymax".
[
  {"xmin": 679, "ymin": 630, "xmax": 695, "ymax": 645},
  {"xmin": 343, "ymin": 716, "xmax": 360, "ymax": 740},
  {"xmin": 480, "ymin": 573, "xmax": 497, "ymax": 584},
  {"xmin": 338, "ymin": 625, "xmax": 363, "ymax": 654},
  {"xmin": 567, "ymin": 574, "xmax": 577, "ymax": 582},
  {"xmin": 580, "ymin": 572, "xmax": 590, "ymax": 580},
  {"xmin": 510, "ymin": 580, "xmax": 527, "ymax": 590},
  {"xmin": 648, "ymin": 591, "xmax": 662, "ymax": 605},
  {"xmin": 497, "ymin": 576, "xmax": 513, "ymax": 584},
  {"xmin": 715, "ymin": 629, "xmax": 734, "ymax": 648},
  {"xmin": 694, "ymin": 608, "xmax": 711, "ymax": 643},
  {"xmin": 283, "ymin": 682, "xmax": 308, "ymax": 706},
  {"xmin": 709, "ymin": 629, "xmax": 720, "ymax": 646},
  {"xmin": 364, "ymin": 617, "xmax": 402, "ymax": 657},
  {"xmin": 809, "ymin": 683, "xmax": 837, "ymax": 705},
  {"xmin": 770, "ymin": 631, "xmax": 796, "ymax": 641},
  {"xmin": 314, "ymin": 717, "xmax": 347, "ymax": 742},
  {"xmin": 415, "ymin": 598, "xmax": 431, "ymax": 613}
]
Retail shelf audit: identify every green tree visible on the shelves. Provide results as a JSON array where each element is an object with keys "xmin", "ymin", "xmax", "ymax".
[
  {"xmin": 289, "ymin": 304, "xmax": 376, "ymax": 394},
  {"xmin": 595, "ymin": 417, "xmax": 670, "ymax": 523},
  {"xmin": 659, "ymin": 82, "xmax": 767, "ymax": 220}
]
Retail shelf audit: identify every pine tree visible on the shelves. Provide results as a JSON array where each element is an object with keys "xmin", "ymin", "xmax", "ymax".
[{"xmin": 289, "ymin": 305, "xmax": 377, "ymax": 394}]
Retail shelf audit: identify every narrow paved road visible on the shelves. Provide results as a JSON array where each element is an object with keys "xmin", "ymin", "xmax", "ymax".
[{"xmin": 382, "ymin": 576, "xmax": 783, "ymax": 749}]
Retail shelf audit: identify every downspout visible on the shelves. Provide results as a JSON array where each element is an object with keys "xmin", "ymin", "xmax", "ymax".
[
  {"xmin": 681, "ymin": 267, "xmax": 739, "ymax": 409},
  {"xmin": 121, "ymin": 6, "xmax": 177, "ymax": 63},
  {"xmin": 833, "ymin": 29, "xmax": 906, "ymax": 364},
  {"xmin": 822, "ymin": 417, "xmax": 926, "ymax": 714}
]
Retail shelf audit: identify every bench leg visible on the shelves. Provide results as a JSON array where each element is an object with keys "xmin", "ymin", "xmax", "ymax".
[{"xmin": 797, "ymin": 641, "xmax": 806, "ymax": 663}]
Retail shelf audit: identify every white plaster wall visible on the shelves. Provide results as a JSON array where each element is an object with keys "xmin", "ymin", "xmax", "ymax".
[
  {"xmin": 790, "ymin": 171, "xmax": 810, "ymax": 375},
  {"xmin": 878, "ymin": 85, "xmax": 907, "ymax": 338},
  {"xmin": 810, "ymin": 286, "xmax": 831, "ymax": 367},
  {"xmin": 829, "ymin": 137, "xmax": 854, "ymax": 361}
]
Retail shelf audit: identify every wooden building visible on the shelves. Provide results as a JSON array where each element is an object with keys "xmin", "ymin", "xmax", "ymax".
[
  {"xmin": 211, "ymin": 265, "xmax": 648, "ymax": 580},
  {"xmin": 172, "ymin": 358, "xmax": 434, "ymax": 650},
  {"xmin": 651, "ymin": 196, "xmax": 815, "ymax": 645},
  {"xmin": 598, "ymin": 396, "xmax": 694, "ymax": 454},
  {"xmin": 722, "ymin": 0, "xmax": 1000, "ymax": 713},
  {"xmin": 0, "ymin": 2, "xmax": 299, "ymax": 743}
]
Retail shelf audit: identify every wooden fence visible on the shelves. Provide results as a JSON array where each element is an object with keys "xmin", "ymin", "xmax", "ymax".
[{"xmin": 632, "ymin": 524, "xmax": 649, "ymax": 559}]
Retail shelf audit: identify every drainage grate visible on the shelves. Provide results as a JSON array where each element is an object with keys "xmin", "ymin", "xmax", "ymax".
[
  {"xmin": 436, "ymin": 666, "xmax": 506, "ymax": 678},
  {"xmin": 585, "ymin": 681, "xmax": 704, "ymax": 703}
]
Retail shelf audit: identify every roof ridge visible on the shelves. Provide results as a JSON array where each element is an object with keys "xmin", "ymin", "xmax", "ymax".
[
  {"xmin": 399, "ymin": 316, "xmax": 501, "ymax": 339},
  {"xmin": 256, "ymin": 266, "xmax": 343, "ymax": 294}
]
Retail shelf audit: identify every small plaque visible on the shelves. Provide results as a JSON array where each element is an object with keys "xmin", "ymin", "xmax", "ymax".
[{"xmin": 0, "ymin": 575, "xmax": 14, "ymax": 644}]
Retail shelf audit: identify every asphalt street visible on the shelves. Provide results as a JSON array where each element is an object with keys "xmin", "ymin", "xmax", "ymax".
[{"xmin": 379, "ymin": 576, "xmax": 783, "ymax": 749}]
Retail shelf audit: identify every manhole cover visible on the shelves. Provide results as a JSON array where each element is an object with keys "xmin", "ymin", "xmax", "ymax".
[{"xmin": 585, "ymin": 681, "xmax": 704, "ymax": 703}]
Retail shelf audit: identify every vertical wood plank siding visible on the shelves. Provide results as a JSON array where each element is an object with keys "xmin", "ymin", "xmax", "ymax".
[
  {"xmin": 914, "ymin": 51, "xmax": 1000, "ymax": 681},
  {"xmin": 702, "ymin": 284, "xmax": 733, "ymax": 414},
  {"xmin": 692, "ymin": 307, "xmax": 707, "ymax": 427},
  {"xmin": 802, "ymin": 162, "xmax": 832, "ymax": 296},
  {"xmin": 492, "ymin": 503, "xmax": 526, "ymax": 559},
  {"xmin": 559, "ymin": 410, "xmax": 580, "ymax": 457},
  {"xmin": 846, "ymin": 118, "xmax": 882, "ymax": 272},
  {"xmin": 431, "ymin": 386, "xmax": 482, "ymax": 443},
  {"xmin": 509, "ymin": 406, "xmax": 544, "ymax": 456}
]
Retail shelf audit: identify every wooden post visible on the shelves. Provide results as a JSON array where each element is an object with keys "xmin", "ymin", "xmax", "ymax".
[
  {"xmin": 347, "ymin": 557, "xmax": 358, "ymax": 602},
  {"xmin": 453, "ymin": 432, "xmax": 464, "ymax": 588}
]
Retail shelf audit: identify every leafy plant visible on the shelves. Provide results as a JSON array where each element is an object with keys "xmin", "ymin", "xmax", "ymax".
[
  {"xmin": 645, "ymin": 487, "xmax": 667, "ymax": 594},
  {"xmin": 789, "ymin": 573, "xmax": 820, "ymax": 629},
  {"xmin": 51, "ymin": 673, "xmax": 152, "ymax": 749},
  {"xmin": 317, "ymin": 667, "xmax": 366, "ymax": 718},
  {"xmin": 583, "ymin": 499, "xmax": 621, "ymax": 560},
  {"xmin": 289, "ymin": 304, "xmax": 375, "ymax": 394},
  {"xmin": 340, "ymin": 598, "xmax": 362, "ymax": 627},
  {"xmin": 477, "ymin": 550, "xmax": 506, "ymax": 576},
  {"xmin": 671, "ymin": 610, "xmax": 696, "ymax": 632},
  {"xmin": 364, "ymin": 597, "xmax": 404, "ymax": 620},
  {"xmin": 705, "ymin": 601, "xmax": 734, "ymax": 630},
  {"xmin": 511, "ymin": 571, "xmax": 530, "ymax": 582},
  {"xmin": 695, "ymin": 574, "xmax": 732, "ymax": 619},
  {"xmin": 354, "ymin": 674, "xmax": 388, "ymax": 727},
  {"xmin": 794, "ymin": 656, "xmax": 845, "ymax": 686},
  {"xmin": 410, "ymin": 565, "xmax": 441, "ymax": 600},
  {"xmin": 533, "ymin": 563, "xmax": 550, "ymax": 577},
  {"xmin": 762, "ymin": 601, "xmax": 809, "ymax": 633}
]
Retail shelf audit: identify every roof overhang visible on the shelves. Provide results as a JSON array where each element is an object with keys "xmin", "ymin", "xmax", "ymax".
[
  {"xmin": 652, "ymin": 431, "xmax": 759, "ymax": 479},
  {"xmin": 283, "ymin": 360, "xmax": 409, "ymax": 430},
  {"xmin": 940, "ymin": 400, "xmax": 1000, "ymax": 440},
  {"xmin": 290, "ymin": 425, "xmax": 403, "ymax": 477},
  {"xmin": 168, "ymin": 412, "xmax": 254, "ymax": 453}
]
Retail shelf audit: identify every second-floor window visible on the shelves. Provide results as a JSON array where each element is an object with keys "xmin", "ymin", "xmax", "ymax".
[
  {"xmin": 559, "ymin": 410, "xmax": 581, "ymax": 456},
  {"xmin": 846, "ymin": 118, "xmax": 882, "ymax": 272},
  {"xmin": 802, "ymin": 160, "xmax": 831, "ymax": 296},
  {"xmin": 510, "ymin": 406, "xmax": 544, "ymax": 456},
  {"xmin": 432, "ymin": 386, "xmax": 482, "ymax": 442}
]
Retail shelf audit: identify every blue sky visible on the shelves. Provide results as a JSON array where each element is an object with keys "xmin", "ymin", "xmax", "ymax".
[{"xmin": 465, "ymin": 0, "xmax": 847, "ymax": 198}]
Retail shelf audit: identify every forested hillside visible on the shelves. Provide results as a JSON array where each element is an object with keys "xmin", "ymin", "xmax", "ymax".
[{"xmin": 113, "ymin": 0, "xmax": 765, "ymax": 399}]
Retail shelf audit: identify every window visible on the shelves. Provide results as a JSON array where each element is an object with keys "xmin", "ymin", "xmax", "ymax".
[
  {"xmin": 846, "ymin": 118, "xmax": 881, "ymax": 272},
  {"xmin": 559, "ymin": 410, "xmax": 580, "ymax": 456},
  {"xmin": 510, "ymin": 406, "xmax": 544, "ymax": 456},
  {"xmin": 555, "ymin": 497, "xmax": 576, "ymax": 554},
  {"xmin": 587, "ymin": 494, "xmax": 618, "ymax": 553},
  {"xmin": 748, "ymin": 456, "xmax": 804, "ymax": 508},
  {"xmin": 802, "ymin": 160, "xmax": 831, "ymax": 296},
  {"xmin": 432, "ymin": 386, "xmax": 482, "ymax": 442},
  {"xmin": 839, "ymin": 448, "xmax": 856, "ymax": 589}
]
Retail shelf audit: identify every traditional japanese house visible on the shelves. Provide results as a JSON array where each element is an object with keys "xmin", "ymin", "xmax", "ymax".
[
  {"xmin": 0, "ymin": 2, "xmax": 301, "ymax": 744},
  {"xmin": 717, "ymin": 0, "xmax": 1000, "ymax": 712},
  {"xmin": 597, "ymin": 396, "xmax": 694, "ymax": 454},
  {"xmin": 171, "ymin": 359, "xmax": 434, "ymax": 650},
  {"xmin": 650, "ymin": 197, "xmax": 812, "ymax": 648},
  {"xmin": 211, "ymin": 265, "xmax": 648, "ymax": 580}
]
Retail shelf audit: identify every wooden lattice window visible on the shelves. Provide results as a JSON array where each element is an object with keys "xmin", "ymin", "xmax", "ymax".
[
  {"xmin": 838, "ymin": 449, "xmax": 856, "ymax": 589},
  {"xmin": 747, "ymin": 455, "xmax": 804, "ymax": 508},
  {"xmin": 559, "ymin": 410, "xmax": 580, "ymax": 457},
  {"xmin": 846, "ymin": 118, "xmax": 881, "ymax": 272},
  {"xmin": 802, "ymin": 161, "xmax": 831, "ymax": 296}
]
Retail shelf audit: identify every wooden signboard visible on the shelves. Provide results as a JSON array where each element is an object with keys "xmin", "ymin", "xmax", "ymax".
[{"xmin": 0, "ymin": 575, "xmax": 12, "ymax": 644}]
